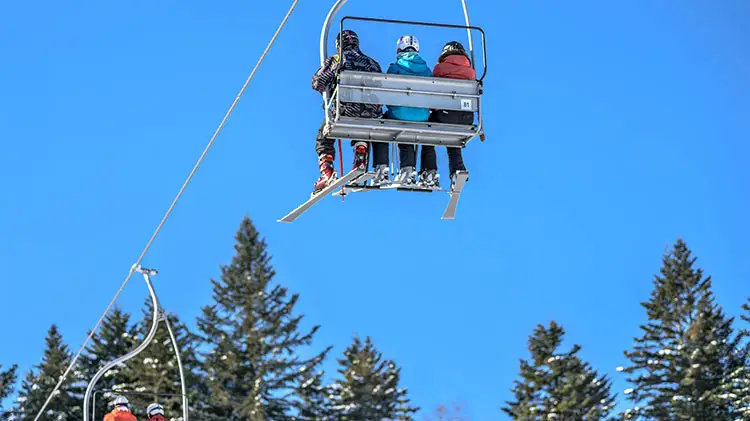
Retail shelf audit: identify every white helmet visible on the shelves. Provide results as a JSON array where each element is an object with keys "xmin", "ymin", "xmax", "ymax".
[
  {"xmin": 396, "ymin": 35, "xmax": 419, "ymax": 53},
  {"xmin": 113, "ymin": 396, "xmax": 129, "ymax": 410},
  {"xmin": 147, "ymin": 403, "xmax": 165, "ymax": 417}
]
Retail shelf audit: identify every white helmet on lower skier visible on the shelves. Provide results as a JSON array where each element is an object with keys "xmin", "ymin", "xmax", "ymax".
[
  {"xmin": 147, "ymin": 403, "xmax": 165, "ymax": 417},
  {"xmin": 396, "ymin": 35, "xmax": 420, "ymax": 53}
]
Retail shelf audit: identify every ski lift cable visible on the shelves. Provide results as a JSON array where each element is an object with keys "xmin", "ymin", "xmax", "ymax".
[{"xmin": 31, "ymin": 1, "xmax": 300, "ymax": 419}]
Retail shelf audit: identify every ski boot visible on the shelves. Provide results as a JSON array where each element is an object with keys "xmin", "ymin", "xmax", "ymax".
[
  {"xmin": 312, "ymin": 154, "xmax": 337, "ymax": 196},
  {"xmin": 371, "ymin": 164, "xmax": 390, "ymax": 187},
  {"xmin": 450, "ymin": 170, "xmax": 469, "ymax": 192},
  {"xmin": 393, "ymin": 166, "xmax": 417, "ymax": 187},
  {"xmin": 352, "ymin": 142, "xmax": 368, "ymax": 170},
  {"xmin": 418, "ymin": 169, "xmax": 440, "ymax": 189}
]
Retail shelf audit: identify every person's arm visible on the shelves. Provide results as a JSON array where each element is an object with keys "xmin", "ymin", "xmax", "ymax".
[{"xmin": 311, "ymin": 55, "xmax": 339, "ymax": 93}]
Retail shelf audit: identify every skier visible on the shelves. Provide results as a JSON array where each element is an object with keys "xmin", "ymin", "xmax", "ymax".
[
  {"xmin": 382, "ymin": 35, "xmax": 434, "ymax": 187},
  {"xmin": 103, "ymin": 396, "xmax": 137, "ymax": 421},
  {"xmin": 420, "ymin": 41, "xmax": 476, "ymax": 188},
  {"xmin": 311, "ymin": 29, "xmax": 383, "ymax": 194},
  {"xmin": 146, "ymin": 403, "xmax": 166, "ymax": 421}
]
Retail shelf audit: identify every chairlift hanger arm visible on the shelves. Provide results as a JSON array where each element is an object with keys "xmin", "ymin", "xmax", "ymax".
[
  {"xmin": 83, "ymin": 268, "xmax": 162, "ymax": 421},
  {"xmin": 82, "ymin": 267, "xmax": 189, "ymax": 421}
]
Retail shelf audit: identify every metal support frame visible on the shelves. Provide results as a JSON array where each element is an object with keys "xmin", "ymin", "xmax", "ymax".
[
  {"xmin": 320, "ymin": 0, "xmax": 349, "ymax": 124},
  {"xmin": 318, "ymin": 0, "xmax": 486, "ymax": 148},
  {"xmin": 83, "ymin": 266, "xmax": 189, "ymax": 421},
  {"xmin": 319, "ymin": 0, "xmax": 481, "ymax": 109}
]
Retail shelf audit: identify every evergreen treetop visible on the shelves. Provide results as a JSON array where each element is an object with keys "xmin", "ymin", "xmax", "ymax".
[
  {"xmin": 619, "ymin": 238, "xmax": 744, "ymax": 420},
  {"xmin": 12, "ymin": 325, "xmax": 83, "ymax": 421},
  {"xmin": 328, "ymin": 335, "xmax": 418, "ymax": 421},
  {"xmin": 0, "ymin": 363, "xmax": 18, "ymax": 418},
  {"xmin": 196, "ymin": 216, "xmax": 330, "ymax": 420},
  {"xmin": 503, "ymin": 321, "xmax": 615, "ymax": 420}
]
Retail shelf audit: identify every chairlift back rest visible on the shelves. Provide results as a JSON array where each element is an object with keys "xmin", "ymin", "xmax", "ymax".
[{"xmin": 336, "ymin": 71, "xmax": 481, "ymax": 114}]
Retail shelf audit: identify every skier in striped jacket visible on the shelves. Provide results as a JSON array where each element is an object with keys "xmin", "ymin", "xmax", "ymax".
[{"xmin": 311, "ymin": 29, "xmax": 383, "ymax": 195}]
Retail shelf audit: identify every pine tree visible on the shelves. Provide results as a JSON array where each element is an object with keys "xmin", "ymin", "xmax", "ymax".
[
  {"xmin": 129, "ymin": 298, "xmax": 204, "ymax": 420},
  {"xmin": 328, "ymin": 335, "xmax": 418, "ymax": 421},
  {"xmin": 294, "ymin": 368, "xmax": 333, "ymax": 421},
  {"xmin": 619, "ymin": 239, "xmax": 744, "ymax": 420},
  {"xmin": 11, "ymin": 325, "xmax": 83, "ymax": 421},
  {"xmin": 79, "ymin": 305, "xmax": 139, "ymax": 418},
  {"xmin": 502, "ymin": 321, "xmax": 616, "ymax": 420},
  {"xmin": 717, "ymin": 299, "xmax": 750, "ymax": 419},
  {"xmin": 1, "ymin": 363, "xmax": 18, "ymax": 419},
  {"xmin": 196, "ymin": 216, "xmax": 331, "ymax": 420}
]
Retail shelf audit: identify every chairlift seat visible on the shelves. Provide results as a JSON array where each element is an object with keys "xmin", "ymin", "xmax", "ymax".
[{"xmin": 325, "ymin": 70, "xmax": 483, "ymax": 147}]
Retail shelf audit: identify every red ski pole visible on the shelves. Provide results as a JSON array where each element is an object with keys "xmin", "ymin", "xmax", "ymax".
[{"xmin": 338, "ymin": 138, "xmax": 345, "ymax": 201}]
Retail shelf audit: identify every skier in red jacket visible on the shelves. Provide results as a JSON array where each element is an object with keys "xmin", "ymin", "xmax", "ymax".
[
  {"xmin": 103, "ymin": 396, "xmax": 137, "ymax": 421},
  {"xmin": 419, "ymin": 41, "xmax": 476, "ymax": 189}
]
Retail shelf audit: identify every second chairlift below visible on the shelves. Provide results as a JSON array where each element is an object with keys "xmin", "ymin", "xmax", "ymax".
[{"xmin": 103, "ymin": 397, "xmax": 167, "ymax": 421}]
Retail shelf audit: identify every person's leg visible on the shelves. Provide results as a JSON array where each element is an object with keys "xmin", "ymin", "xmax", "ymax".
[
  {"xmin": 371, "ymin": 142, "xmax": 389, "ymax": 167},
  {"xmin": 315, "ymin": 122, "xmax": 335, "ymax": 160},
  {"xmin": 371, "ymin": 141, "xmax": 390, "ymax": 185},
  {"xmin": 350, "ymin": 140, "xmax": 369, "ymax": 171},
  {"xmin": 418, "ymin": 113, "xmax": 440, "ymax": 187},
  {"xmin": 420, "ymin": 145, "xmax": 437, "ymax": 172},
  {"xmin": 447, "ymin": 147, "xmax": 466, "ymax": 176},
  {"xmin": 433, "ymin": 111, "xmax": 472, "ymax": 177},
  {"xmin": 313, "ymin": 122, "xmax": 337, "ymax": 194},
  {"xmin": 395, "ymin": 143, "xmax": 417, "ymax": 185}
]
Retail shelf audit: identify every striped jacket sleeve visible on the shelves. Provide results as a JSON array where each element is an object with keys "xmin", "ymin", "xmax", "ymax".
[{"xmin": 312, "ymin": 55, "xmax": 340, "ymax": 93}]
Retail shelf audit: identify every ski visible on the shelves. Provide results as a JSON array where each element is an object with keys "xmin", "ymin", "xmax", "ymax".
[
  {"xmin": 441, "ymin": 171, "xmax": 469, "ymax": 220},
  {"xmin": 278, "ymin": 166, "xmax": 368, "ymax": 223}
]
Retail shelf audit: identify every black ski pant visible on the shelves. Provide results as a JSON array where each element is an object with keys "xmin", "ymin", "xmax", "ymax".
[
  {"xmin": 419, "ymin": 110, "xmax": 473, "ymax": 175},
  {"xmin": 315, "ymin": 121, "xmax": 389, "ymax": 167}
]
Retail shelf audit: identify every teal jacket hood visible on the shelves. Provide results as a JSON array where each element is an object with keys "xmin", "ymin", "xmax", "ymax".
[{"xmin": 387, "ymin": 52, "xmax": 433, "ymax": 77}]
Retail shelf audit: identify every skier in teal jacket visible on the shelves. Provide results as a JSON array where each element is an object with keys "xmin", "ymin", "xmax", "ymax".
[{"xmin": 380, "ymin": 35, "xmax": 434, "ymax": 187}]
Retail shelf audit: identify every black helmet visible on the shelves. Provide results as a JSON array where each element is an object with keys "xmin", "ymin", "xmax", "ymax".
[
  {"xmin": 439, "ymin": 41, "xmax": 468, "ymax": 60},
  {"xmin": 335, "ymin": 29, "xmax": 360, "ymax": 52}
]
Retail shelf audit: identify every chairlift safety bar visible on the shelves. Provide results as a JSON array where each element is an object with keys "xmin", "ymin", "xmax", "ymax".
[{"xmin": 338, "ymin": 16, "xmax": 488, "ymax": 81}]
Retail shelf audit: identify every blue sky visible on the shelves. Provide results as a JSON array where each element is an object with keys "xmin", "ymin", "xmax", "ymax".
[{"xmin": 1, "ymin": 0, "xmax": 749, "ymax": 418}]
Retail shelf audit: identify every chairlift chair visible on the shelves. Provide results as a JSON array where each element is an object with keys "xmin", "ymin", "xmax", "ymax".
[{"xmin": 279, "ymin": 0, "xmax": 487, "ymax": 223}]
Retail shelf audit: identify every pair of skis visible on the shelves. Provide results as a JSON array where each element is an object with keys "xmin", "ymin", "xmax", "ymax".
[{"xmin": 277, "ymin": 168, "xmax": 468, "ymax": 223}]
